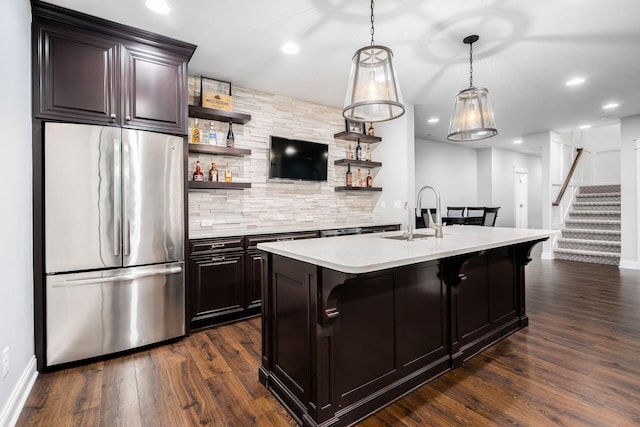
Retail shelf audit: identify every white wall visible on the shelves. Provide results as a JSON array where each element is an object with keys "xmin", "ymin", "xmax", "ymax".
[
  {"xmin": 0, "ymin": 0, "xmax": 37, "ymax": 425},
  {"xmin": 620, "ymin": 115, "xmax": 640, "ymax": 269},
  {"xmin": 476, "ymin": 148, "xmax": 492, "ymax": 206},
  {"xmin": 373, "ymin": 106, "xmax": 415, "ymax": 230},
  {"xmin": 415, "ymin": 138, "xmax": 477, "ymax": 215}
]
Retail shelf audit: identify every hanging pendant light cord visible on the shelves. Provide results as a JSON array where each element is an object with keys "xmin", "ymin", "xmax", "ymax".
[
  {"xmin": 370, "ymin": 0, "xmax": 375, "ymax": 45},
  {"xmin": 469, "ymin": 41, "xmax": 474, "ymax": 88}
]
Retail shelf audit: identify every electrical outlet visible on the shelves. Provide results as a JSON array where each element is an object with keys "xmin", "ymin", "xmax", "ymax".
[
  {"xmin": 394, "ymin": 201, "xmax": 402, "ymax": 209},
  {"xmin": 201, "ymin": 219, "xmax": 213, "ymax": 227},
  {"xmin": 2, "ymin": 347, "xmax": 8, "ymax": 378},
  {"xmin": 305, "ymin": 215, "xmax": 313, "ymax": 221}
]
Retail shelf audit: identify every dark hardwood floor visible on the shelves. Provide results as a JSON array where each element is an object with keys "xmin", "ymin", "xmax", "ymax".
[{"xmin": 17, "ymin": 259, "xmax": 640, "ymax": 426}]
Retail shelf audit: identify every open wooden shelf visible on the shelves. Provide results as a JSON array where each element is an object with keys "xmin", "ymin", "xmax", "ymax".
[
  {"xmin": 188, "ymin": 144, "xmax": 251, "ymax": 156},
  {"xmin": 335, "ymin": 186, "xmax": 382, "ymax": 192},
  {"xmin": 333, "ymin": 131, "xmax": 382, "ymax": 143},
  {"xmin": 188, "ymin": 105, "xmax": 251, "ymax": 125},
  {"xmin": 334, "ymin": 159, "xmax": 382, "ymax": 168},
  {"xmin": 189, "ymin": 181, "xmax": 251, "ymax": 190}
]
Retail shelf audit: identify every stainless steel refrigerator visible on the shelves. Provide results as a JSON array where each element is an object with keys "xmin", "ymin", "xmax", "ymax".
[{"xmin": 44, "ymin": 122, "xmax": 185, "ymax": 367}]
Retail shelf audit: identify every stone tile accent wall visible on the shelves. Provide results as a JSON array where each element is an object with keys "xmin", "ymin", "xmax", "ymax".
[{"xmin": 187, "ymin": 77, "xmax": 378, "ymax": 235}]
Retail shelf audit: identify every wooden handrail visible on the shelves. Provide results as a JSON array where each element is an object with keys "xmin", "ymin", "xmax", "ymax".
[{"xmin": 552, "ymin": 148, "xmax": 584, "ymax": 206}]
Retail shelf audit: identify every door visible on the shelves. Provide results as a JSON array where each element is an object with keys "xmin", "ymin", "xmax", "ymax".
[
  {"xmin": 46, "ymin": 262, "xmax": 185, "ymax": 366},
  {"xmin": 35, "ymin": 22, "xmax": 119, "ymax": 124},
  {"xmin": 122, "ymin": 129, "xmax": 184, "ymax": 267},
  {"xmin": 121, "ymin": 41, "xmax": 188, "ymax": 134},
  {"xmin": 514, "ymin": 171, "xmax": 528, "ymax": 228},
  {"xmin": 45, "ymin": 123, "xmax": 122, "ymax": 273}
]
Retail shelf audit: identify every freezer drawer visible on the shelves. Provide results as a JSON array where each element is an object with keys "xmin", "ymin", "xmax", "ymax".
[{"xmin": 46, "ymin": 262, "xmax": 185, "ymax": 367}]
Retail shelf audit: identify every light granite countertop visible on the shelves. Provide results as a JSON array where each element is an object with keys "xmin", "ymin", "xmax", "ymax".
[
  {"xmin": 257, "ymin": 226, "xmax": 558, "ymax": 274},
  {"xmin": 188, "ymin": 221, "xmax": 401, "ymax": 239}
]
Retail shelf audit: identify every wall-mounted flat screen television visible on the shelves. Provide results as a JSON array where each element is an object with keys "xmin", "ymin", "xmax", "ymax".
[{"xmin": 268, "ymin": 136, "xmax": 328, "ymax": 181}]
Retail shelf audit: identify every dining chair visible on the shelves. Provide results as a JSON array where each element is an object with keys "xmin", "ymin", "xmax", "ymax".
[
  {"xmin": 482, "ymin": 207, "xmax": 500, "ymax": 226},
  {"xmin": 446, "ymin": 207, "xmax": 466, "ymax": 218}
]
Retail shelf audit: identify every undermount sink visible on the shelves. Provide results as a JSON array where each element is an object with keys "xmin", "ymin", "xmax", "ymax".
[{"xmin": 382, "ymin": 234, "xmax": 431, "ymax": 241}]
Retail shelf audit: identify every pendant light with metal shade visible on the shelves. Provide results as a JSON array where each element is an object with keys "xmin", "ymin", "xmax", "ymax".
[
  {"xmin": 343, "ymin": 0, "xmax": 405, "ymax": 123},
  {"xmin": 447, "ymin": 35, "xmax": 498, "ymax": 141}
]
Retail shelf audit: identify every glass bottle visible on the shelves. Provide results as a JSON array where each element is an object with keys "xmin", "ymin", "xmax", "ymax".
[
  {"xmin": 193, "ymin": 160, "xmax": 204, "ymax": 181},
  {"xmin": 345, "ymin": 163, "xmax": 353, "ymax": 187},
  {"xmin": 191, "ymin": 118, "xmax": 201, "ymax": 144},
  {"xmin": 226, "ymin": 122, "xmax": 235, "ymax": 148},
  {"xmin": 347, "ymin": 144, "xmax": 354, "ymax": 160},
  {"xmin": 208, "ymin": 122, "xmax": 217, "ymax": 146},
  {"xmin": 209, "ymin": 162, "xmax": 218, "ymax": 182},
  {"xmin": 355, "ymin": 140, "xmax": 362, "ymax": 161},
  {"xmin": 366, "ymin": 169, "xmax": 373, "ymax": 187},
  {"xmin": 224, "ymin": 162, "xmax": 233, "ymax": 182},
  {"xmin": 365, "ymin": 144, "xmax": 371, "ymax": 161},
  {"xmin": 356, "ymin": 168, "xmax": 363, "ymax": 187},
  {"xmin": 367, "ymin": 122, "xmax": 375, "ymax": 136}
]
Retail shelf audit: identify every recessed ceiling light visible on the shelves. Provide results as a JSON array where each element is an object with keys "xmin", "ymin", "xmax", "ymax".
[
  {"xmin": 281, "ymin": 42, "xmax": 299, "ymax": 55},
  {"xmin": 427, "ymin": 117, "xmax": 439, "ymax": 124},
  {"xmin": 602, "ymin": 102, "xmax": 619, "ymax": 110},
  {"xmin": 513, "ymin": 139, "xmax": 522, "ymax": 144},
  {"xmin": 145, "ymin": 0, "xmax": 169, "ymax": 14},
  {"xmin": 579, "ymin": 124, "xmax": 591, "ymax": 129},
  {"xmin": 565, "ymin": 77, "xmax": 585, "ymax": 86}
]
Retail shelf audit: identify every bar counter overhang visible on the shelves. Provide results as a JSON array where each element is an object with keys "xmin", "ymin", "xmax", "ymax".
[{"xmin": 257, "ymin": 226, "xmax": 555, "ymax": 427}]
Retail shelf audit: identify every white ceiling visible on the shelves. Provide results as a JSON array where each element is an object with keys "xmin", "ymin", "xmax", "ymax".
[{"xmin": 46, "ymin": 0, "xmax": 640, "ymax": 154}]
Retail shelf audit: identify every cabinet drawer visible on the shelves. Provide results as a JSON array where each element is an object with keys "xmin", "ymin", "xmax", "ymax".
[
  {"xmin": 246, "ymin": 231, "xmax": 319, "ymax": 249},
  {"xmin": 189, "ymin": 237, "xmax": 244, "ymax": 255},
  {"xmin": 359, "ymin": 224, "xmax": 401, "ymax": 234}
]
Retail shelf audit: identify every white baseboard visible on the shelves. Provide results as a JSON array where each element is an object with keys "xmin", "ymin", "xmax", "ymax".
[
  {"xmin": 541, "ymin": 251, "xmax": 555, "ymax": 260},
  {"xmin": 619, "ymin": 260, "xmax": 640, "ymax": 270},
  {"xmin": 0, "ymin": 356, "xmax": 38, "ymax": 427}
]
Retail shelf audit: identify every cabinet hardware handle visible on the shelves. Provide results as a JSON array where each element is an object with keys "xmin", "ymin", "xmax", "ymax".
[
  {"xmin": 276, "ymin": 238, "xmax": 293, "ymax": 242},
  {"xmin": 110, "ymin": 113, "xmax": 117, "ymax": 121},
  {"xmin": 125, "ymin": 115, "xmax": 131, "ymax": 122},
  {"xmin": 211, "ymin": 256, "xmax": 226, "ymax": 262},
  {"xmin": 211, "ymin": 243, "xmax": 225, "ymax": 248}
]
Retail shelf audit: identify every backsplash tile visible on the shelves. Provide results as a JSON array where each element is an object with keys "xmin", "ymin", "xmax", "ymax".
[{"xmin": 187, "ymin": 77, "xmax": 378, "ymax": 236}]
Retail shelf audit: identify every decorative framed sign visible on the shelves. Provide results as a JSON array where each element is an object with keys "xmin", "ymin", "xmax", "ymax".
[
  {"xmin": 201, "ymin": 77, "xmax": 233, "ymax": 111},
  {"xmin": 345, "ymin": 119, "xmax": 365, "ymax": 134}
]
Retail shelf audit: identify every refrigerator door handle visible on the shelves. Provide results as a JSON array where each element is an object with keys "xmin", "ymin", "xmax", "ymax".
[
  {"xmin": 113, "ymin": 138, "xmax": 121, "ymax": 256},
  {"xmin": 50, "ymin": 265, "xmax": 183, "ymax": 288},
  {"xmin": 124, "ymin": 220, "xmax": 131, "ymax": 256}
]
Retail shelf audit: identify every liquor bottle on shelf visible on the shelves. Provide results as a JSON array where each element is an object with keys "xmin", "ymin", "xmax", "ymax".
[
  {"xmin": 209, "ymin": 162, "xmax": 218, "ymax": 182},
  {"xmin": 366, "ymin": 169, "xmax": 373, "ymax": 187},
  {"xmin": 365, "ymin": 144, "xmax": 371, "ymax": 161},
  {"xmin": 224, "ymin": 162, "xmax": 233, "ymax": 182},
  {"xmin": 208, "ymin": 122, "xmax": 217, "ymax": 146},
  {"xmin": 356, "ymin": 168, "xmax": 363, "ymax": 187},
  {"xmin": 193, "ymin": 160, "xmax": 204, "ymax": 181},
  {"xmin": 345, "ymin": 163, "xmax": 353, "ymax": 187},
  {"xmin": 191, "ymin": 118, "xmax": 201, "ymax": 144},
  {"xmin": 347, "ymin": 144, "xmax": 353, "ymax": 160},
  {"xmin": 367, "ymin": 122, "xmax": 375, "ymax": 136},
  {"xmin": 355, "ymin": 140, "xmax": 362, "ymax": 161},
  {"xmin": 226, "ymin": 123, "xmax": 235, "ymax": 148}
]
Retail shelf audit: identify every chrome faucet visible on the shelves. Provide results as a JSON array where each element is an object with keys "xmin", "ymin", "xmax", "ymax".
[{"xmin": 416, "ymin": 185, "xmax": 443, "ymax": 238}]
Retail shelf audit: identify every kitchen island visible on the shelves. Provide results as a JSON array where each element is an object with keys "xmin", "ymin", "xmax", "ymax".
[{"xmin": 257, "ymin": 226, "xmax": 555, "ymax": 427}]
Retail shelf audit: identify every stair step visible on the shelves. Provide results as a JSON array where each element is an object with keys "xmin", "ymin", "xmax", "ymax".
[
  {"xmin": 557, "ymin": 238, "xmax": 620, "ymax": 253},
  {"xmin": 564, "ymin": 219, "xmax": 621, "ymax": 231},
  {"xmin": 578, "ymin": 184, "xmax": 621, "ymax": 194},
  {"xmin": 573, "ymin": 202, "xmax": 621, "ymax": 212},
  {"xmin": 554, "ymin": 248, "xmax": 620, "ymax": 265},
  {"xmin": 568, "ymin": 210, "xmax": 621, "ymax": 220},
  {"xmin": 576, "ymin": 192, "xmax": 620, "ymax": 198},
  {"xmin": 561, "ymin": 228, "xmax": 621, "ymax": 241}
]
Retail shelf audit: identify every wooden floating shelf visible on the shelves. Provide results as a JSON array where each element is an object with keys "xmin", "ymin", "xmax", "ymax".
[
  {"xmin": 188, "ymin": 105, "xmax": 251, "ymax": 125},
  {"xmin": 188, "ymin": 144, "xmax": 251, "ymax": 156},
  {"xmin": 335, "ymin": 186, "xmax": 382, "ymax": 192},
  {"xmin": 334, "ymin": 159, "xmax": 382, "ymax": 168},
  {"xmin": 189, "ymin": 181, "xmax": 251, "ymax": 190},
  {"xmin": 333, "ymin": 131, "xmax": 382, "ymax": 143}
]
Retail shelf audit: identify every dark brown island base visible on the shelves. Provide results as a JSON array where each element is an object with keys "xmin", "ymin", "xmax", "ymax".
[{"xmin": 257, "ymin": 226, "xmax": 554, "ymax": 427}]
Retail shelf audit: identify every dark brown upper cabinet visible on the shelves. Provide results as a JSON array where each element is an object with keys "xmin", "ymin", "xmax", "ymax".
[{"xmin": 32, "ymin": 1, "xmax": 196, "ymax": 135}]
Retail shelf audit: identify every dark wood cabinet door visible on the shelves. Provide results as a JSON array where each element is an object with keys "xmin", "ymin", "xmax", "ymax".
[
  {"xmin": 245, "ymin": 250, "xmax": 263, "ymax": 309},
  {"xmin": 121, "ymin": 42, "xmax": 188, "ymax": 134},
  {"xmin": 34, "ymin": 23, "xmax": 119, "ymax": 124},
  {"xmin": 190, "ymin": 252, "xmax": 245, "ymax": 323}
]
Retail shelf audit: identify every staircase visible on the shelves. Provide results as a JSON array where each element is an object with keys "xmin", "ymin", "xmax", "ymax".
[{"xmin": 554, "ymin": 184, "xmax": 621, "ymax": 265}]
